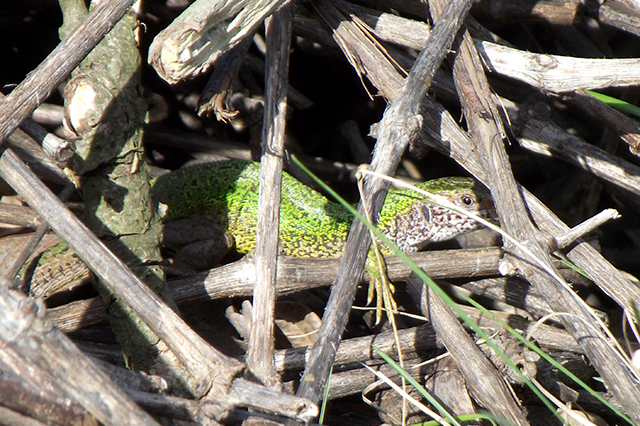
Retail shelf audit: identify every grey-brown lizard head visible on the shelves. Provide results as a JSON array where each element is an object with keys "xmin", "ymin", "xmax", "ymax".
[{"xmin": 380, "ymin": 177, "xmax": 497, "ymax": 253}]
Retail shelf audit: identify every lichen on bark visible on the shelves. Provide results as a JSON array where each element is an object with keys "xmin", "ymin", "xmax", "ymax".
[{"xmin": 60, "ymin": 0, "xmax": 181, "ymax": 378}]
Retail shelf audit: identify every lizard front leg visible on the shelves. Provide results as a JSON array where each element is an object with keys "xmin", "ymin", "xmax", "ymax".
[
  {"xmin": 365, "ymin": 247, "xmax": 397, "ymax": 325},
  {"xmin": 162, "ymin": 217, "xmax": 235, "ymax": 271}
]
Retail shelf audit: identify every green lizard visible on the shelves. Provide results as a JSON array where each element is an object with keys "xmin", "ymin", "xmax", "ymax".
[
  {"xmin": 152, "ymin": 159, "xmax": 496, "ymax": 314},
  {"xmin": 19, "ymin": 159, "xmax": 494, "ymax": 317}
]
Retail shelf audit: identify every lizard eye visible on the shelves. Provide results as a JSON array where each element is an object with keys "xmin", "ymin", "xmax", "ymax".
[{"xmin": 459, "ymin": 194, "xmax": 475, "ymax": 207}]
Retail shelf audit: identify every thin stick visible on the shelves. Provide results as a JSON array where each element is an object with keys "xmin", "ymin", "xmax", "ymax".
[
  {"xmin": 248, "ymin": 4, "xmax": 294, "ymax": 388},
  {"xmin": 295, "ymin": 0, "xmax": 473, "ymax": 408}
]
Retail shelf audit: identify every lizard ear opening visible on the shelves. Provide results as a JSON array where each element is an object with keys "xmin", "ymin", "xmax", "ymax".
[{"xmin": 419, "ymin": 203, "xmax": 432, "ymax": 224}]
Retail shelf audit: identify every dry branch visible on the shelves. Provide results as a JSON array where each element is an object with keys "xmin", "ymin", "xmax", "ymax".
[
  {"xmin": 476, "ymin": 40, "xmax": 640, "ymax": 92},
  {"xmin": 148, "ymin": 0, "xmax": 291, "ymax": 83},
  {"xmin": 248, "ymin": 4, "xmax": 294, "ymax": 387},
  {"xmin": 0, "ymin": 275, "xmax": 159, "ymax": 425},
  {"xmin": 47, "ymin": 247, "xmax": 502, "ymax": 332}
]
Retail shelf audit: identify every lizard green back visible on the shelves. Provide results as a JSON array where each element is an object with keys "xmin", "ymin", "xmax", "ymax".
[{"xmin": 152, "ymin": 160, "xmax": 494, "ymax": 259}]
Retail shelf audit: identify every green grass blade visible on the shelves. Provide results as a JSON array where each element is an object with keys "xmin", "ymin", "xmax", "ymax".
[
  {"xmin": 461, "ymin": 297, "xmax": 633, "ymax": 424},
  {"xmin": 318, "ymin": 366, "xmax": 332, "ymax": 424},
  {"xmin": 411, "ymin": 412, "xmax": 501, "ymax": 426},
  {"xmin": 586, "ymin": 90, "xmax": 640, "ymax": 117},
  {"xmin": 373, "ymin": 346, "xmax": 461, "ymax": 426},
  {"xmin": 290, "ymin": 156, "xmax": 560, "ymax": 420}
]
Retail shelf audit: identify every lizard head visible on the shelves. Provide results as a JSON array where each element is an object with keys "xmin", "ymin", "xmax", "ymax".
[{"xmin": 381, "ymin": 177, "xmax": 497, "ymax": 252}]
